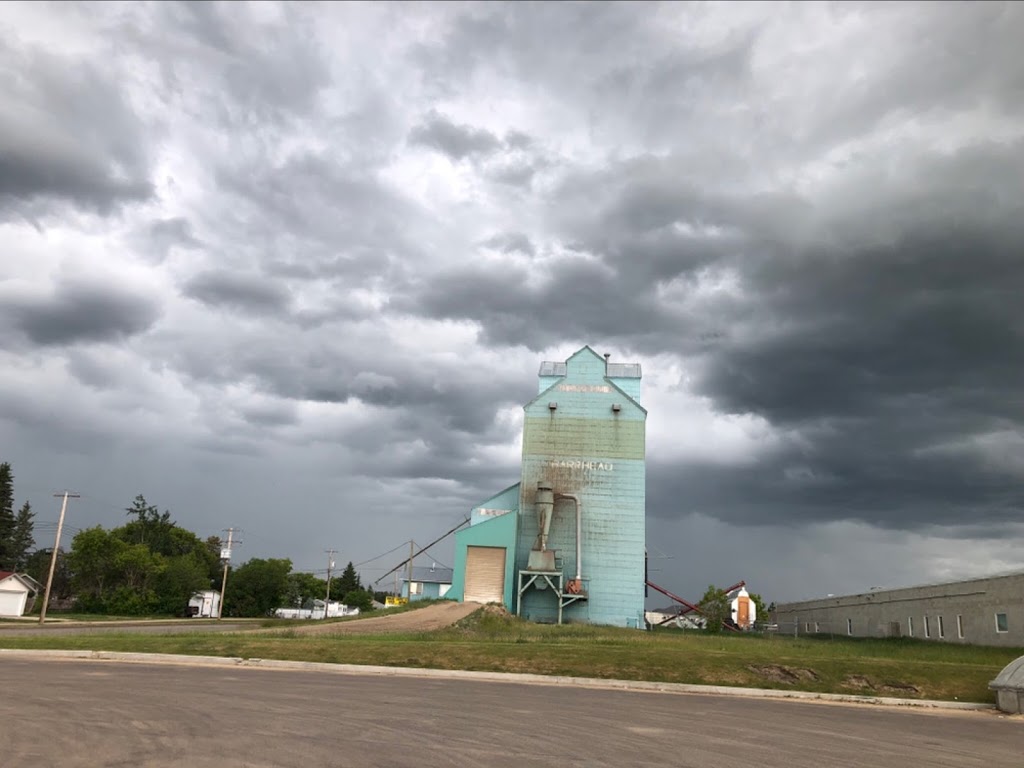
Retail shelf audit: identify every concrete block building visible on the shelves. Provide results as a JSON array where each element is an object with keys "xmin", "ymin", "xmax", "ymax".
[
  {"xmin": 774, "ymin": 571, "xmax": 1024, "ymax": 647},
  {"xmin": 446, "ymin": 346, "xmax": 647, "ymax": 628}
]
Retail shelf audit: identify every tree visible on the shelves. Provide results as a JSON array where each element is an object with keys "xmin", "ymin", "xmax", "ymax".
[
  {"xmin": 66, "ymin": 494, "xmax": 225, "ymax": 615},
  {"xmin": 24, "ymin": 548, "xmax": 71, "ymax": 601},
  {"xmin": 154, "ymin": 554, "xmax": 211, "ymax": 615},
  {"xmin": 223, "ymin": 558, "xmax": 292, "ymax": 617},
  {"xmin": 698, "ymin": 585, "xmax": 730, "ymax": 634},
  {"xmin": 748, "ymin": 592, "xmax": 769, "ymax": 627},
  {"xmin": 11, "ymin": 501, "xmax": 35, "ymax": 571},
  {"xmin": 287, "ymin": 572, "xmax": 327, "ymax": 609},
  {"xmin": 0, "ymin": 463, "xmax": 36, "ymax": 571},
  {"xmin": 0, "ymin": 462, "xmax": 15, "ymax": 569},
  {"xmin": 121, "ymin": 495, "xmax": 176, "ymax": 554},
  {"xmin": 114, "ymin": 543, "xmax": 161, "ymax": 593},
  {"xmin": 342, "ymin": 589, "xmax": 373, "ymax": 612},
  {"xmin": 335, "ymin": 561, "xmax": 361, "ymax": 597},
  {"xmin": 68, "ymin": 527, "xmax": 128, "ymax": 610}
]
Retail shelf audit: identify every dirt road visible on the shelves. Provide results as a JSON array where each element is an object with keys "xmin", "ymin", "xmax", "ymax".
[{"xmin": 280, "ymin": 601, "xmax": 481, "ymax": 635}]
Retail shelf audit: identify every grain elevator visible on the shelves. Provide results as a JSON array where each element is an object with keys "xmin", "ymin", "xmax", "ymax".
[{"xmin": 446, "ymin": 346, "xmax": 647, "ymax": 628}]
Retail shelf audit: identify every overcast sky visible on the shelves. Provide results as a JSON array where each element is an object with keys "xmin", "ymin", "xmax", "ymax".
[{"xmin": 2, "ymin": 1, "xmax": 1022, "ymax": 604}]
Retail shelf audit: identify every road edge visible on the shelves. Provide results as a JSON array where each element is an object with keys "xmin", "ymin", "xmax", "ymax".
[{"xmin": 0, "ymin": 648, "xmax": 993, "ymax": 711}]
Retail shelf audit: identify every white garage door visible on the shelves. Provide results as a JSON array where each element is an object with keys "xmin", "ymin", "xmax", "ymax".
[
  {"xmin": 464, "ymin": 546, "xmax": 506, "ymax": 604},
  {"xmin": 0, "ymin": 589, "xmax": 27, "ymax": 617}
]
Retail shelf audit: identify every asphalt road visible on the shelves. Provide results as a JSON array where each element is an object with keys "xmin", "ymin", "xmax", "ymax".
[{"xmin": 1, "ymin": 660, "xmax": 1021, "ymax": 767}]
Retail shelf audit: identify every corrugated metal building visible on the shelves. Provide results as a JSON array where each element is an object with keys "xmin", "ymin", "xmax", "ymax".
[
  {"xmin": 446, "ymin": 346, "xmax": 647, "ymax": 628},
  {"xmin": 774, "ymin": 571, "xmax": 1024, "ymax": 647}
]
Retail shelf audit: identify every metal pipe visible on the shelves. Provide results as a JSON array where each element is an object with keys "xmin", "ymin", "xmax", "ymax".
[{"xmin": 555, "ymin": 493, "xmax": 582, "ymax": 580}]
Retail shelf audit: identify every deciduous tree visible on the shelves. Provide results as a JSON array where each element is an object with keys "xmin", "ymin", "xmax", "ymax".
[
  {"xmin": 698, "ymin": 585, "xmax": 730, "ymax": 634},
  {"xmin": 287, "ymin": 571, "xmax": 327, "ymax": 609},
  {"xmin": 223, "ymin": 558, "xmax": 292, "ymax": 617},
  {"xmin": 342, "ymin": 589, "xmax": 373, "ymax": 612}
]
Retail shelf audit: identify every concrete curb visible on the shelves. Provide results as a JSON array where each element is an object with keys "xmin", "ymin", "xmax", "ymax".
[{"xmin": 0, "ymin": 648, "xmax": 992, "ymax": 711}]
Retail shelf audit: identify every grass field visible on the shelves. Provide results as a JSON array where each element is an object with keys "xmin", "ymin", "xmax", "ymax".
[{"xmin": 1, "ymin": 608, "xmax": 1017, "ymax": 703}]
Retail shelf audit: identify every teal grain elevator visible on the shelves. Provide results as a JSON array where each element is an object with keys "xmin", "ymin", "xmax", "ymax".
[{"xmin": 446, "ymin": 346, "xmax": 646, "ymax": 628}]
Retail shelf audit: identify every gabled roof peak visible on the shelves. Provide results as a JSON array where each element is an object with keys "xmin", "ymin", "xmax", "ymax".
[{"xmin": 538, "ymin": 345, "xmax": 641, "ymax": 378}]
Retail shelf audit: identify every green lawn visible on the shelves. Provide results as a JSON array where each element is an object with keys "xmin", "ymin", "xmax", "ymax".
[{"xmin": 1, "ymin": 609, "xmax": 1016, "ymax": 703}]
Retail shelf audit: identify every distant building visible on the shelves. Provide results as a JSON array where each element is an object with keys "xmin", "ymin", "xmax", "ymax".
[
  {"xmin": 401, "ymin": 565, "xmax": 454, "ymax": 601},
  {"xmin": 731, "ymin": 587, "xmax": 756, "ymax": 629},
  {"xmin": 0, "ymin": 572, "xmax": 38, "ymax": 617},
  {"xmin": 645, "ymin": 609, "xmax": 704, "ymax": 630},
  {"xmin": 774, "ymin": 571, "xmax": 1024, "ymax": 647},
  {"xmin": 273, "ymin": 601, "xmax": 360, "ymax": 619}
]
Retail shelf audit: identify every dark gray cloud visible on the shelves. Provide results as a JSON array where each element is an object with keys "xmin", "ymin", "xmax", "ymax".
[
  {"xmin": 480, "ymin": 232, "xmax": 536, "ymax": 257},
  {"xmin": 141, "ymin": 218, "xmax": 201, "ymax": 264},
  {"xmin": 0, "ymin": 40, "xmax": 152, "ymax": 217},
  {"xmin": 2, "ymin": 280, "xmax": 161, "ymax": 347},
  {"xmin": 409, "ymin": 111, "xmax": 503, "ymax": 160},
  {"xmin": 183, "ymin": 270, "xmax": 292, "ymax": 315}
]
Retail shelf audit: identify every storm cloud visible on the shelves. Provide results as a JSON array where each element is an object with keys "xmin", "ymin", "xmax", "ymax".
[
  {"xmin": 2, "ymin": 1, "xmax": 1022, "ymax": 601},
  {"xmin": 2, "ymin": 279, "xmax": 161, "ymax": 346}
]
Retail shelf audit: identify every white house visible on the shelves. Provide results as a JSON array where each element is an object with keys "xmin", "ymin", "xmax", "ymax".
[{"xmin": 0, "ymin": 571, "xmax": 38, "ymax": 618}]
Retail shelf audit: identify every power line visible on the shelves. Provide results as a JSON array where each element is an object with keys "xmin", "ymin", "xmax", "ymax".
[
  {"xmin": 373, "ymin": 517, "xmax": 470, "ymax": 586},
  {"xmin": 354, "ymin": 541, "xmax": 413, "ymax": 568}
]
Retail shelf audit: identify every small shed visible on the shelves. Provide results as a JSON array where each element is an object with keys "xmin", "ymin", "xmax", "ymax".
[
  {"xmin": 0, "ymin": 571, "xmax": 37, "ymax": 617},
  {"xmin": 187, "ymin": 590, "xmax": 221, "ymax": 618}
]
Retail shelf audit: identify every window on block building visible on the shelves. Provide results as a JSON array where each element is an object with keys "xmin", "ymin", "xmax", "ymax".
[
  {"xmin": 957, "ymin": 615, "xmax": 964, "ymax": 639},
  {"xmin": 996, "ymin": 613, "xmax": 1009, "ymax": 633},
  {"xmin": 907, "ymin": 616, "xmax": 913, "ymax": 637},
  {"xmin": 937, "ymin": 616, "xmax": 944, "ymax": 638},
  {"xmin": 847, "ymin": 618, "xmax": 852, "ymax": 635},
  {"xmin": 924, "ymin": 615, "xmax": 931, "ymax": 638}
]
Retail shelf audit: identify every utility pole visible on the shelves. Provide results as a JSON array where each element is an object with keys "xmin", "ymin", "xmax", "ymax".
[
  {"xmin": 39, "ymin": 491, "xmax": 79, "ymax": 624},
  {"xmin": 406, "ymin": 539, "xmax": 415, "ymax": 603},
  {"xmin": 324, "ymin": 549, "xmax": 337, "ymax": 619},
  {"xmin": 218, "ymin": 528, "xmax": 236, "ymax": 620}
]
